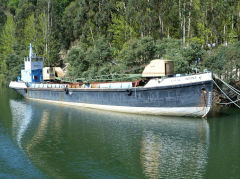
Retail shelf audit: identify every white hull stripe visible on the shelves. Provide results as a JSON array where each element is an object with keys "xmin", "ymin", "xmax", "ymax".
[{"xmin": 27, "ymin": 97, "xmax": 210, "ymax": 117}]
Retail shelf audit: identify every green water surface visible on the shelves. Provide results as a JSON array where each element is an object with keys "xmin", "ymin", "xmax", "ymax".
[{"xmin": 0, "ymin": 88, "xmax": 240, "ymax": 178}]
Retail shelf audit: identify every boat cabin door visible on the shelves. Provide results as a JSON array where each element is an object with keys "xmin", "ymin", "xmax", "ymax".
[{"xmin": 165, "ymin": 63, "xmax": 171, "ymax": 76}]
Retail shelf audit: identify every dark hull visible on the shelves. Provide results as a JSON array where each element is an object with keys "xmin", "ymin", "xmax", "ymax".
[{"xmin": 14, "ymin": 80, "xmax": 213, "ymax": 117}]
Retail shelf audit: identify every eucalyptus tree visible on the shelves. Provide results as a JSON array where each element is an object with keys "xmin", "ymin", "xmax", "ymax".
[
  {"xmin": 0, "ymin": 7, "xmax": 6, "ymax": 32},
  {"xmin": 108, "ymin": 1, "xmax": 136, "ymax": 53},
  {"xmin": 15, "ymin": 0, "xmax": 36, "ymax": 42},
  {"xmin": 0, "ymin": 16, "xmax": 16, "ymax": 83}
]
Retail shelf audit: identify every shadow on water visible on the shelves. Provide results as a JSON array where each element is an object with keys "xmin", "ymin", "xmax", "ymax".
[
  {"xmin": 9, "ymin": 96, "xmax": 210, "ymax": 179},
  {"xmin": 0, "ymin": 88, "xmax": 46, "ymax": 178},
  {"xmin": 205, "ymin": 107, "xmax": 240, "ymax": 178}
]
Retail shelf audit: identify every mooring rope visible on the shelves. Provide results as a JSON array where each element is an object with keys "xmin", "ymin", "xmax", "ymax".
[
  {"xmin": 214, "ymin": 75, "xmax": 240, "ymax": 95},
  {"xmin": 217, "ymin": 98, "xmax": 240, "ymax": 105},
  {"xmin": 223, "ymin": 81, "xmax": 240, "ymax": 94},
  {"xmin": 213, "ymin": 79, "xmax": 240, "ymax": 109}
]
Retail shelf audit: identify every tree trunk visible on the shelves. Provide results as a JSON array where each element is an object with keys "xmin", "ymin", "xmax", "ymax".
[
  {"xmin": 46, "ymin": 0, "xmax": 50, "ymax": 66},
  {"xmin": 179, "ymin": 0, "xmax": 182, "ymax": 30},
  {"xmin": 235, "ymin": 66, "xmax": 238, "ymax": 79},
  {"xmin": 168, "ymin": 26, "xmax": 170, "ymax": 38},
  {"xmin": 89, "ymin": 25, "xmax": 95, "ymax": 48},
  {"xmin": 183, "ymin": 2, "xmax": 186, "ymax": 46},
  {"xmin": 187, "ymin": 0, "xmax": 192, "ymax": 47},
  {"xmin": 224, "ymin": 25, "xmax": 227, "ymax": 46},
  {"xmin": 205, "ymin": 9, "xmax": 208, "ymax": 44},
  {"xmin": 158, "ymin": 14, "xmax": 162, "ymax": 37},
  {"xmin": 162, "ymin": 19, "xmax": 164, "ymax": 36}
]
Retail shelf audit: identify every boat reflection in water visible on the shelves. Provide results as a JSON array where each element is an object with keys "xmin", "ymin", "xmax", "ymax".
[
  {"xmin": 0, "ymin": 93, "xmax": 45, "ymax": 178},
  {"xmin": 10, "ymin": 99, "xmax": 33, "ymax": 149},
  {"xmin": 140, "ymin": 119, "xmax": 209, "ymax": 178},
  {"xmin": 9, "ymin": 98, "xmax": 210, "ymax": 178}
]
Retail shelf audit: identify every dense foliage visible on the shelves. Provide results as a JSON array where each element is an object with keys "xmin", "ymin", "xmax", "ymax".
[{"xmin": 1, "ymin": 0, "xmax": 240, "ymax": 84}]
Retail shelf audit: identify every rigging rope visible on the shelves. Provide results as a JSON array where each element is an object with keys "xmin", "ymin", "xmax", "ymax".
[
  {"xmin": 76, "ymin": 74, "xmax": 142, "ymax": 82},
  {"xmin": 56, "ymin": 73, "xmax": 142, "ymax": 83},
  {"xmin": 120, "ymin": 64, "xmax": 148, "ymax": 74}
]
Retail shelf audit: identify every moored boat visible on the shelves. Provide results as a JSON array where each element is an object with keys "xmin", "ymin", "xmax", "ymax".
[{"xmin": 9, "ymin": 45, "xmax": 213, "ymax": 117}]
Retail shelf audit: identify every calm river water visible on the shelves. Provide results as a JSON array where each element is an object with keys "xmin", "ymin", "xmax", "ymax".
[{"xmin": 0, "ymin": 88, "xmax": 240, "ymax": 178}]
